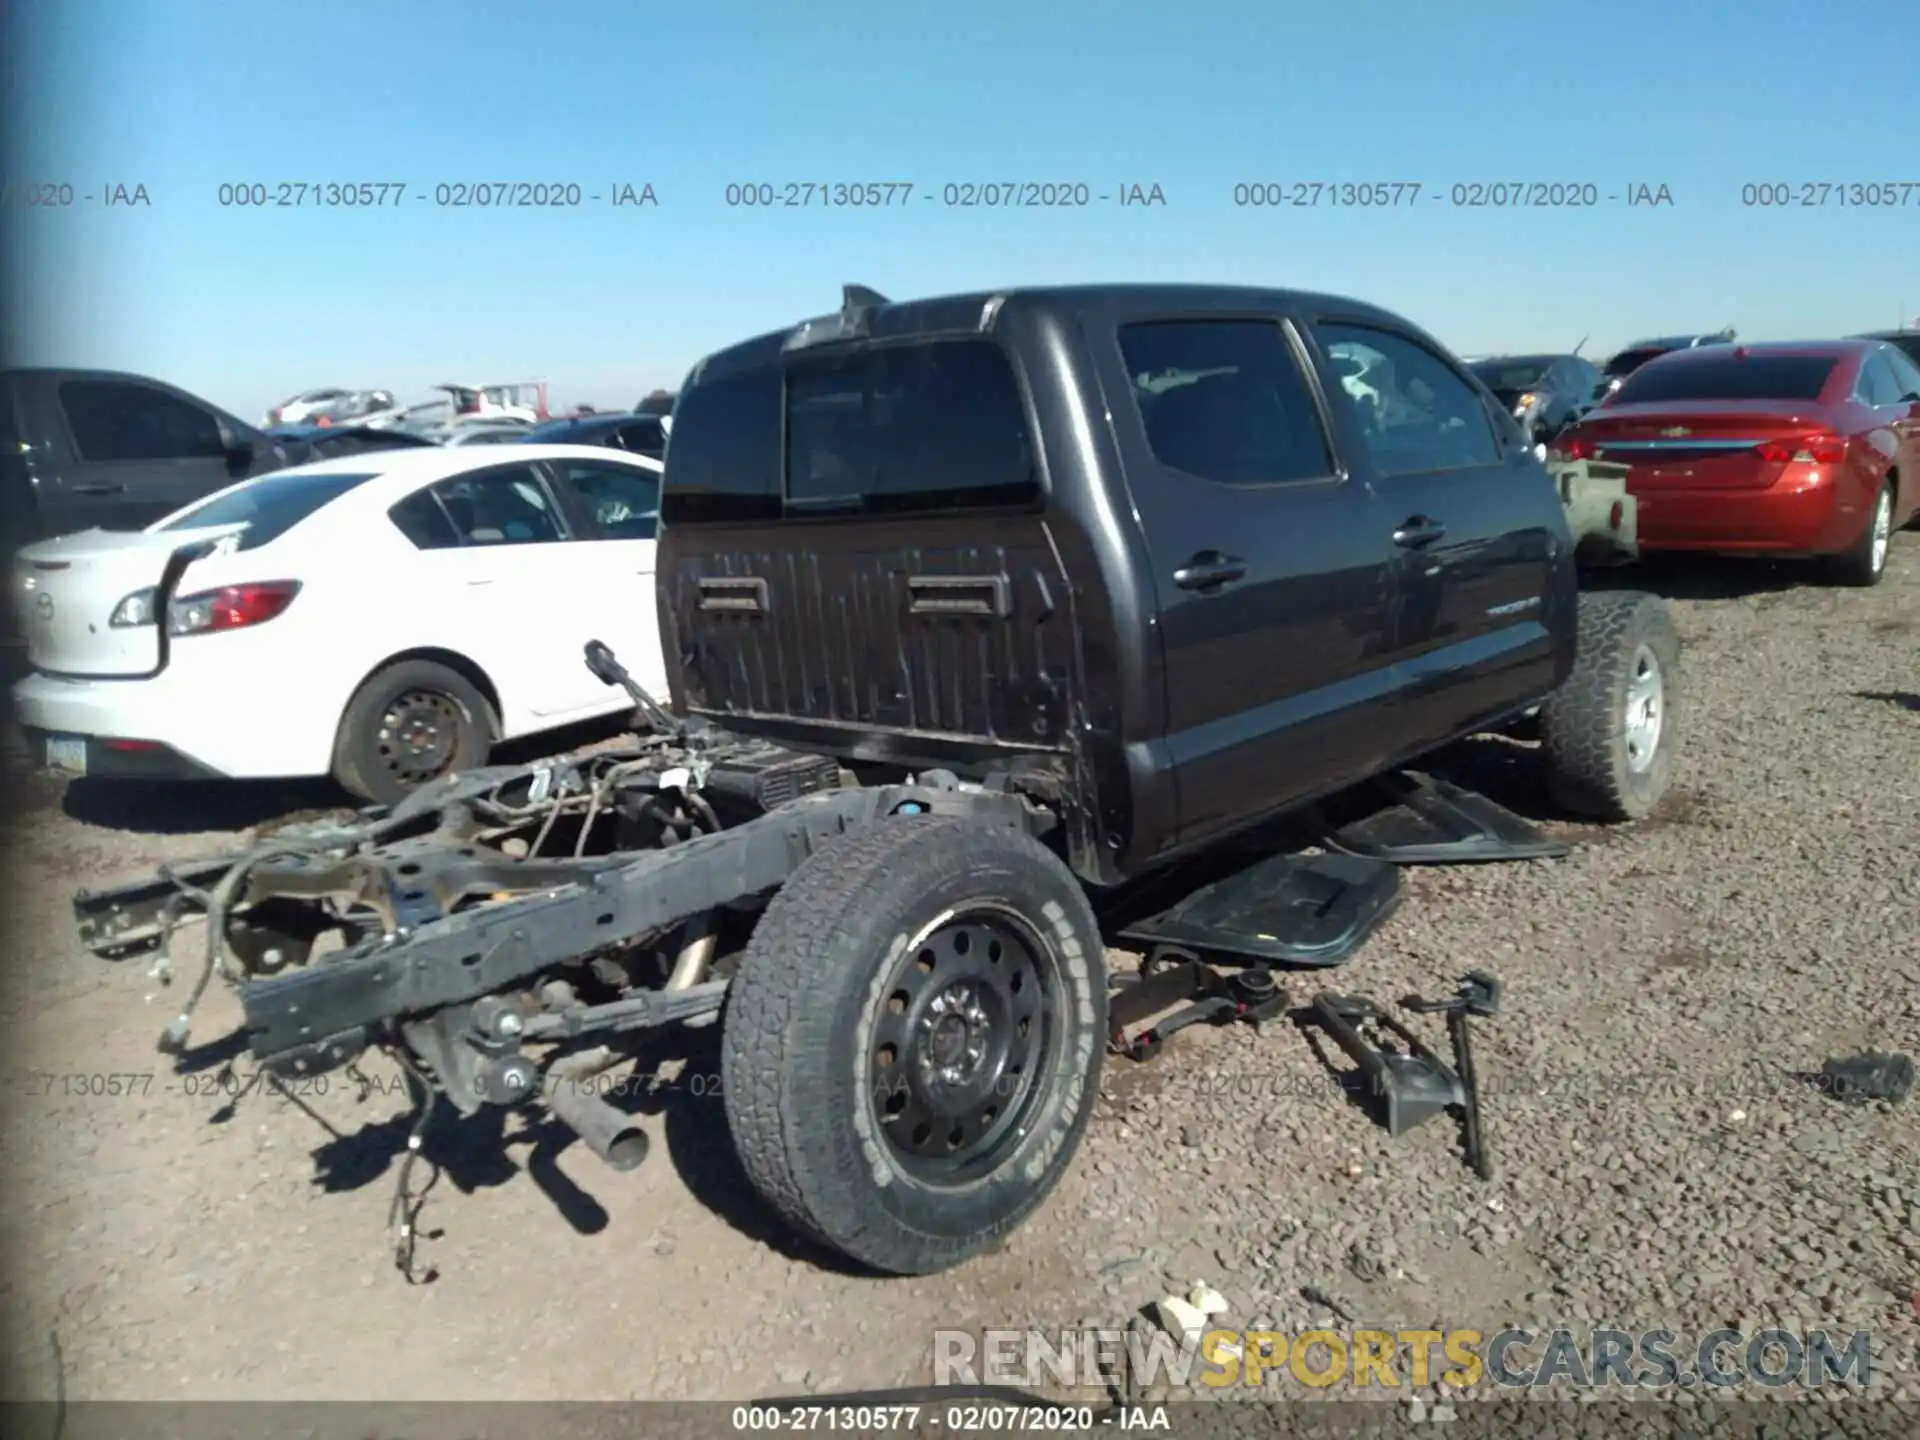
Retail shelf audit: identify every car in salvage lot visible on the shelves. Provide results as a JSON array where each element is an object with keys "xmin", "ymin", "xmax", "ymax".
[
  {"xmin": 1466, "ymin": 353, "xmax": 1607, "ymax": 452},
  {"xmin": 1852, "ymin": 328, "xmax": 1920, "ymax": 369},
  {"xmin": 522, "ymin": 410, "xmax": 668, "ymax": 459},
  {"xmin": 1551, "ymin": 338, "xmax": 1920, "ymax": 585},
  {"xmin": 1598, "ymin": 329, "xmax": 1736, "ymax": 395},
  {"xmin": 65, "ymin": 283, "xmax": 1684, "ymax": 1280},
  {"xmin": 11, "ymin": 444, "xmax": 667, "ymax": 802}
]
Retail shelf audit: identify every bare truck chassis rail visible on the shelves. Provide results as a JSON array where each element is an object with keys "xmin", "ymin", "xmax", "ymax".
[{"xmin": 74, "ymin": 770, "xmax": 1052, "ymax": 1089}]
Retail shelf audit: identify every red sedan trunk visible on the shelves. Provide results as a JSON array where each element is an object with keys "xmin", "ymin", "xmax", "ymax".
[{"xmin": 1551, "ymin": 343, "xmax": 1920, "ymax": 559}]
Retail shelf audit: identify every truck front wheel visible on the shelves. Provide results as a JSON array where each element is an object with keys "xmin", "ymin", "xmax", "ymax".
[
  {"xmin": 721, "ymin": 816, "xmax": 1106, "ymax": 1275},
  {"xmin": 1540, "ymin": 590, "xmax": 1681, "ymax": 821}
]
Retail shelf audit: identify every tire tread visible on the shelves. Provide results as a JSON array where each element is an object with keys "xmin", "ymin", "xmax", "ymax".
[
  {"xmin": 1540, "ymin": 591, "xmax": 1680, "ymax": 822},
  {"xmin": 722, "ymin": 817, "xmax": 1103, "ymax": 1273}
]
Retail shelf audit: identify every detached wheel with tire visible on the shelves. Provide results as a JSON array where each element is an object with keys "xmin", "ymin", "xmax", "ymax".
[
  {"xmin": 722, "ymin": 816, "xmax": 1107, "ymax": 1275},
  {"xmin": 331, "ymin": 659, "xmax": 494, "ymax": 804},
  {"xmin": 1828, "ymin": 479, "xmax": 1894, "ymax": 587},
  {"xmin": 1540, "ymin": 590, "xmax": 1681, "ymax": 821}
]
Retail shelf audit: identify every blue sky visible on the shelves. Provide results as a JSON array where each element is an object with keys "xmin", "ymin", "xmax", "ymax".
[{"xmin": 4, "ymin": 0, "xmax": 1913, "ymax": 421}]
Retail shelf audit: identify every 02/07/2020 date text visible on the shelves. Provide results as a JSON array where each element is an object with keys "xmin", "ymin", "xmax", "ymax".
[
  {"xmin": 214, "ymin": 182, "xmax": 660, "ymax": 208},
  {"xmin": 722, "ymin": 181, "xmax": 1169, "ymax": 208},
  {"xmin": 1232, "ymin": 181, "xmax": 1678, "ymax": 208}
]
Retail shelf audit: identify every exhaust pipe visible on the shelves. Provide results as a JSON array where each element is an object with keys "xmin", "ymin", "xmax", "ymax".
[
  {"xmin": 666, "ymin": 913, "xmax": 717, "ymax": 991},
  {"xmin": 545, "ymin": 1048, "xmax": 650, "ymax": 1172}
]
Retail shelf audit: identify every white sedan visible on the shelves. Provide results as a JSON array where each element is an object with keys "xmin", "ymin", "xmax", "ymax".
[{"xmin": 11, "ymin": 444, "xmax": 668, "ymax": 803}]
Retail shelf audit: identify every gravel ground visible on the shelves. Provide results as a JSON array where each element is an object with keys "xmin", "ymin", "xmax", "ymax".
[{"xmin": 0, "ymin": 542, "xmax": 1915, "ymax": 1415}]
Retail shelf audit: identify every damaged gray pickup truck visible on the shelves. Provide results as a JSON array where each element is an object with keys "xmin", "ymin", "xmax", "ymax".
[{"xmin": 73, "ymin": 284, "xmax": 1682, "ymax": 1278}]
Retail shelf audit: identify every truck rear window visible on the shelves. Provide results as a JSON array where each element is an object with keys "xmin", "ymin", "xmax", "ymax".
[
  {"xmin": 662, "ymin": 340, "xmax": 1038, "ymax": 522},
  {"xmin": 786, "ymin": 341, "xmax": 1037, "ymax": 516},
  {"xmin": 1613, "ymin": 355, "xmax": 1838, "ymax": 405}
]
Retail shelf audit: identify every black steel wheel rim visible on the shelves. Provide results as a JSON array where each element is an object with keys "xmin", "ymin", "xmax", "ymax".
[
  {"xmin": 865, "ymin": 905, "xmax": 1061, "ymax": 1183},
  {"xmin": 375, "ymin": 689, "xmax": 466, "ymax": 784}
]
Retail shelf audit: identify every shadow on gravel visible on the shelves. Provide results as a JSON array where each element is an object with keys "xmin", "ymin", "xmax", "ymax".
[
  {"xmin": 61, "ymin": 777, "xmax": 345, "ymax": 835},
  {"xmin": 1421, "ymin": 734, "xmax": 1564, "ymax": 826},
  {"xmin": 1856, "ymin": 690, "xmax": 1920, "ymax": 713},
  {"xmin": 236, "ymin": 1017, "xmax": 873, "ymax": 1275},
  {"xmin": 1583, "ymin": 554, "xmax": 1804, "ymax": 599},
  {"xmin": 1089, "ymin": 748, "xmax": 1579, "ymax": 942},
  {"xmin": 1090, "ymin": 810, "xmax": 1324, "ymax": 936},
  {"xmin": 642, "ymin": 1027, "xmax": 881, "ymax": 1276}
]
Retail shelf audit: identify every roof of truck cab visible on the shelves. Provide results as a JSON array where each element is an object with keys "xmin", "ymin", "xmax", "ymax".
[
  {"xmin": 1, "ymin": 365, "xmax": 196, "ymax": 383},
  {"xmin": 687, "ymin": 283, "xmax": 1412, "ymax": 381}
]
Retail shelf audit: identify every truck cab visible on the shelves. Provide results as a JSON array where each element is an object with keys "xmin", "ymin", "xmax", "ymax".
[
  {"xmin": 1, "ymin": 367, "xmax": 290, "ymax": 551},
  {"xmin": 656, "ymin": 284, "xmax": 1579, "ymax": 884}
]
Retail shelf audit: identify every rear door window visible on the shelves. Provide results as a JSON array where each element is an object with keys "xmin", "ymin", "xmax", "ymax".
[
  {"xmin": 423, "ymin": 464, "xmax": 568, "ymax": 544},
  {"xmin": 388, "ymin": 467, "xmax": 571, "ymax": 549},
  {"xmin": 59, "ymin": 380, "xmax": 227, "ymax": 461},
  {"xmin": 156, "ymin": 469, "xmax": 378, "ymax": 549},
  {"xmin": 551, "ymin": 459, "xmax": 659, "ymax": 539},
  {"xmin": 1117, "ymin": 319, "xmax": 1335, "ymax": 486},
  {"xmin": 388, "ymin": 490, "xmax": 462, "ymax": 549},
  {"xmin": 784, "ymin": 339, "xmax": 1039, "ymax": 515}
]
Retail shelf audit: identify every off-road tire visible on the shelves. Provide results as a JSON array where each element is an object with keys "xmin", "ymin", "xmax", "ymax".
[
  {"xmin": 1540, "ymin": 590, "xmax": 1680, "ymax": 822},
  {"xmin": 1827, "ymin": 479, "xmax": 1893, "ymax": 587},
  {"xmin": 331, "ymin": 659, "xmax": 494, "ymax": 805},
  {"xmin": 721, "ymin": 816, "xmax": 1106, "ymax": 1275}
]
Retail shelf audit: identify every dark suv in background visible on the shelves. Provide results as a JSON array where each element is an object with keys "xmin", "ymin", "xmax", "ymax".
[
  {"xmin": 1853, "ymin": 329, "xmax": 1920, "ymax": 369},
  {"xmin": 522, "ymin": 411, "xmax": 668, "ymax": 458},
  {"xmin": 1467, "ymin": 353, "xmax": 1606, "ymax": 447},
  {"xmin": 1600, "ymin": 331, "xmax": 1736, "ymax": 394}
]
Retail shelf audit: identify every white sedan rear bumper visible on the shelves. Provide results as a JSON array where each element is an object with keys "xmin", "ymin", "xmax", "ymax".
[{"xmin": 12, "ymin": 643, "xmax": 342, "ymax": 780}]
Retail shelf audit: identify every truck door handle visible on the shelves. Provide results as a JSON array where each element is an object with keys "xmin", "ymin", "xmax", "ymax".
[
  {"xmin": 1392, "ymin": 517, "xmax": 1447, "ymax": 548},
  {"xmin": 1172, "ymin": 552, "xmax": 1246, "ymax": 591},
  {"xmin": 72, "ymin": 484, "xmax": 126, "ymax": 496}
]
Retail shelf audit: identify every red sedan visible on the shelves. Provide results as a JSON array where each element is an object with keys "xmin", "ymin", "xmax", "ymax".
[{"xmin": 1550, "ymin": 339, "xmax": 1920, "ymax": 585}]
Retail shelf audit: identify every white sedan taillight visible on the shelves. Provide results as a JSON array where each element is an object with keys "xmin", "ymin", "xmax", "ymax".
[{"xmin": 110, "ymin": 581, "xmax": 302, "ymax": 636}]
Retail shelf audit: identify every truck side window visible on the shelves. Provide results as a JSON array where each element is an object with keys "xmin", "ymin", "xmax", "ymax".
[
  {"xmin": 1117, "ymin": 320, "xmax": 1334, "ymax": 487},
  {"xmin": 1315, "ymin": 325, "xmax": 1499, "ymax": 477},
  {"xmin": 58, "ymin": 380, "xmax": 226, "ymax": 462}
]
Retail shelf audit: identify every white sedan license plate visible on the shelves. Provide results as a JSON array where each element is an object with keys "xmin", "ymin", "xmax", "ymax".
[{"xmin": 45, "ymin": 735, "xmax": 88, "ymax": 775}]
